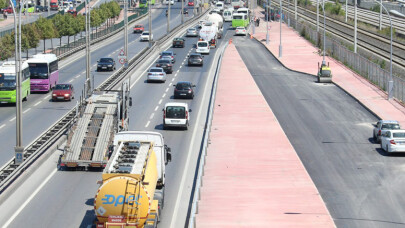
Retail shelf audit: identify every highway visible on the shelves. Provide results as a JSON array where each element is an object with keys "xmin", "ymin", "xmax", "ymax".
[
  {"xmin": 0, "ymin": 5, "xmax": 192, "ymax": 167},
  {"xmin": 236, "ymin": 37, "xmax": 405, "ymax": 228},
  {"xmin": 0, "ymin": 8, "xmax": 232, "ymax": 228}
]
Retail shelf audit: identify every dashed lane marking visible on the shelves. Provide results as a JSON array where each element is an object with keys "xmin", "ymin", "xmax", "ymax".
[
  {"xmin": 0, "ymin": 124, "xmax": 5, "ymax": 129},
  {"xmin": 34, "ymin": 101, "xmax": 41, "ymax": 106},
  {"xmin": 145, "ymin": 120, "xmax": 150, "ymax": 128},
  {"xmin": 162, "ymin": 93, "xmax": 166, "ymax": 98},
  {"xmin": 154, "ymin": 106, "xmax": 159, "ymax": 111},
  {"xmin": 158, "ymin": 99, "xmax": 162, "ymax": 104},
  {"xmin": 43, "ymin": 95, "xmax": 50, "ymax": 100},
  {"xmin": 150, "ymin": 113, "xmax": 155, "ymax": 119},
  {"xmin": 68, "ymin": 79, "xmax": 74, "ymax": 83},
  {"xmin": 9, "ymin": 117, "xmax": 16, "ymax": 122},
  {"xmin": 23, "ymin": 108, "xmax": 31, "ymax": 114},
  {"xmin": 165, "ymin": 88, "xmax": 169, "ymax": 92}
]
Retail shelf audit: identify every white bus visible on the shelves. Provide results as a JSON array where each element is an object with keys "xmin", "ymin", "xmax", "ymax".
[{"xmin": 231, "ymin": 0, "xmax": 244, "ymax": 9}]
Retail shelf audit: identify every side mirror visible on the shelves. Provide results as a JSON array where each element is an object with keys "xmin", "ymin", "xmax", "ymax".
[
  {"xmin": 162, "ymin": 108, "xmax": 164, "ymax": 111},
  {"xmin": 189, "ymin": 109, "xmax": 192, "ymax": 112},
  {"xmin": 173, "ymin": 84, "xmax": 176, "ymax": 86},
  {"xmin": 129, "ymin": 97, "xmax": 132, "ymax": 107},
  {"xmin": 97, "ymin": 60, "xmax": 99, "ymax": 62},
  {"xmin": 192, "ymin": 85, "xmax": 196, "ymax": 87}
]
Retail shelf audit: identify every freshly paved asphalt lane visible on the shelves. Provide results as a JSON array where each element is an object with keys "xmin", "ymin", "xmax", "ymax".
[
  {"xmin": 0, "ymin": 20, "xmax": 232, "ymax": 228},
  {"xmin": 0, "ymin": 4, "xmax": 194, "ymax": 167},
  {"xmin": 235, "ymin": 37, "xmax": 405, "ymax": 228}
]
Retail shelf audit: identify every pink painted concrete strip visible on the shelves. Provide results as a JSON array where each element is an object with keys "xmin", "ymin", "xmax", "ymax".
[
  {"xmin": 195, "ymin": 44, "xmax": 335, "ymax": 227},
  {"xmin": 251, "ymin": 9, "xmax": 405, "ymax": 126}
]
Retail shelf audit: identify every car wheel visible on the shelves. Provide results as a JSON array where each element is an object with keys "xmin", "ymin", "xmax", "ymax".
[
  {"xmin": 373, "ymin": 134, "xmax": 377, "ymax": 142},
  {"xmin": 163, "ymin": 124, "xmax": 167, "ymax": 130},
  {"xmin": 386, "ymin": 145, "xmax": 390, "ymax": 155},
  {"xmin": 23, "ymin": 92, "xmax": 28, "ymax": 101}
]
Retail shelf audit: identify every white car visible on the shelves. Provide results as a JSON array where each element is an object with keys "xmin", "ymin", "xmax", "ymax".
[
  {"xmin": 373, "ymin": 120, "xmax": 400, "ymax": 143},
  {"xmin": 140, "ymin": 31, "xmax": 153, "ymax": 41},
  {"xmin": 196, "ymin": 41, "xmax": 210, "ymax": 54},
  {"xmin": 381, "ymin": 130, "xmax": 405, "ymax": 154},
  {"xmin": 163, "ymin": 102, "xmax": 191, "ymax": 130},
  {"xmin": 147, "ymin": 67, "xmax": 166, "ymax": 82},
  {"xmin": 163, "ymin": 0, "xmax": 174, "ymax": 4},
  {"xmin": 235, "ymin": 26, "xmax": 247, "ymax": 36}
]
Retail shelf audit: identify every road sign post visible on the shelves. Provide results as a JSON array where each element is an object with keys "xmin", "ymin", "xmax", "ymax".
[
  {"xmin": 118, "ymin": 49, "xmax": 127, "ymax": 68},
  {"xmin": 15, "ymin": 146, "xmax": 24, "ymax": 165}
]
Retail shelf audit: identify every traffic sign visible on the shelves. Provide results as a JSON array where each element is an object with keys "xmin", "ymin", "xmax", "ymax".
[
  {"xmin": 119, "ymin": 49, "xmax": 125, "ymax": 56},
  {"xmin": 118, "ymin": 57, "xmax": 127, "ymax": 65}
]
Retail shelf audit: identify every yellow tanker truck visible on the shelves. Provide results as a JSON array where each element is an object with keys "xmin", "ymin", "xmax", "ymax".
[{"xmin": 94, "ymin": 131, "xmax": 172, "ymax": 228}]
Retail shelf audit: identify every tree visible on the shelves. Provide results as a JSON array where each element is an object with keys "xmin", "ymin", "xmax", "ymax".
[
  {"xmin": 73, "ymin": 14, "xmax": 85, "ymax": 44},
  {"xmin": 0, "ymin": 0, "xmax": 7, "ymax": 9},
  {"xmin": 52, "ymin": 14, "xmax": 66, "ymax": 48},
  {"xmin": 36, "ymin": 17, "xmax": 58, "ymax": 52},
  {"xmin": 23, "ymin": 24, "xmax": 40, "ymax": 55},
  {"xmin": 0, "ymin": 34, "xmax": 14, "ymax": 61},
  {"xmin": 63, "ymin": 14, "xmax": 77, "ymax": 46},
  {"xmin": 90, "ymin": 9, "xmax": 102, "ymax": 34}
]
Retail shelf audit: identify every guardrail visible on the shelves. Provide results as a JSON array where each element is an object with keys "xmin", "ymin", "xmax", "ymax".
[
  {"xmin": 0, "ymin": 7, "xmax": 210, "ymax": 195},
  {"xmin": 188, "ymin": 41, "xmax": 228, "ymax": 228}
]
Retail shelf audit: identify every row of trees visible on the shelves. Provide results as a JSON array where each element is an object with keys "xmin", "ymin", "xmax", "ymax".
[
  {"xmin": 0, "ymin": 0, "xmax": 7, "ymax": 9},
  {"xmin": 0, "ymin": 1, "xmax": 121, "ymax": 61}
]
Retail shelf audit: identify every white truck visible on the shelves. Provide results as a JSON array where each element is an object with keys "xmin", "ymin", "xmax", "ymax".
[{"xmin": 198, "ymin": 13, "xmax": 224, "ymax": 48}]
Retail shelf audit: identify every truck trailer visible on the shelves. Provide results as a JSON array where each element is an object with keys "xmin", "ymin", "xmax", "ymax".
[
  {"xmin": 60, "ymin": 82, "xmax": 132, "ymax": 169},
  {"xmin": 94, "ymin": 131, "xmax": 172, "ymax": 228}
]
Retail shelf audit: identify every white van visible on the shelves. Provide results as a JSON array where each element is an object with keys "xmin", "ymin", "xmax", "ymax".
[
  {"xmin": 196, "ymin": 41, "xmax": 210, "ymax": 54},
  {"xmin": 223, "ymin": 9, "xmax": 233, "ymax": 22},
  {"xmin": 215, "ymin": 2, "xmax": 224, "ymax": 11},
  {"xmin": 163, "ymin": 102, "xmax": 191, "ymax": 130},
  {"xmin": 237, "ymin": 7, "xmax": 249, "ymax": 18}
]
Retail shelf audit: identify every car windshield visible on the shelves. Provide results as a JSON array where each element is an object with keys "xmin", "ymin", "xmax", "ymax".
[
  {"xmin": 135, "ymin": 25, "xmax": 143, "ymax": 28},
  {"xmin": 162, "ymin": 52, "xmax": 172, "ymax": 56},
  {"xmin": 54, "ymin": 84, "xmax": 70, "ymax": 90},
  {"xmin": 198, "ymin": 42, "xmax": 208, "ymax": 47},
  {"xmin": 100, "ymin": 58, "xmax": 113, "ymax": 63},
  {"xmin": 393, "ymin": 132, "xmax": 405, "ymax": 138},
  {"xmin": 150, "ymin": 69, "xmax": 163, "ymax": 72},
  {"xmin": 188, "ymin": 28, "xmax": 196, "ymax": 32},
  {"xmin": 176, "ymin": 83, "xmax": 191, "ymax": 90},
  {"xmin": 382, "ymin": 123, "xmax": 400, "ymax": 130},
  {"xmin": 158, "ymin": 60, "xmax": 171, "ymax": 64},
  {"xmin": 0, "ymin": 73, "xmax": 16, "ymax": 89},
  {"xmin": 166, "ymin": 106, "xmax": 186, "ymax": 119},
  {"xmin": 233, "ymin": 15, "xmax": 243, "ymax": 19},
  {"xmin": 28, "ymin": 63, "xmax": 48, "ymax": 79},
  {"xmin": 190, "ymin": 55, "xmax": 201, "ymax": 59},
  {"xmin": 143, "ymin": 32, "xmax": 149, "ymax": 35}
]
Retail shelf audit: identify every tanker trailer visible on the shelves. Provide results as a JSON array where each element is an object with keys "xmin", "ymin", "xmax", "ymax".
[{"xmin": 94, "ymin": 131, "xmax": 172, "ymax": 228}]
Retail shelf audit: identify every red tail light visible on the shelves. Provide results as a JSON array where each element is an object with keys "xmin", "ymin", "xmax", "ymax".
[
  {"xmin": 156, "ymin": 64, "xmax": 161, "ymax": 67},
  {"xmin": 60, "ymin": 163, "xmax": 65, "ymax": 167},
  {"xmin": 148, "ymin": 73, "xmax": 152, "ymax": 75},
  {"xmin": 163, "ymin": 110, "xmax": 166, "ymax": 118},
  {"xmin": 168, "ymin": 64, "xmax": 172, "ymax": 67},
  {"xmin": 378, "ymin": 130, "xmax": 381, "ymax": 136},
  {"xmin": 159, "ymin": 73, "xmax": 164, "ymax": 75},
  {"xmin": 390, "ymin": 140, "xmax": 396, "ymax": 145},
  {"xmin": 186, "ymin": 111, "xmax": 188, "ymax": 119}
]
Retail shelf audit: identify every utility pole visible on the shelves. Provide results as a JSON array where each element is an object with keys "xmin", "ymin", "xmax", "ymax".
[
  {"xmin": 279, "ymin": 0, "xmax": 282, "ymax": 57},
  {"xmin": 379, "ymin": 0, "xmax": 382, "ymax": 30},
  {"xmin": 316, "ymin": 0, "xmax": 319, "ymax": 32},
  {"xmin": 124, "ymin": 0, "xmax": 128, "ymax": 68},
  {"xmin": 345, "ymin": 0, "xmax": 347, "ymax": 22},
  {"xmin": 47, "ymin": 0, "xmax": 50, "ymax": 16},
  {"xmin": 148, "ymin": 0, "xmax": 152, "ymax": 46},
  {"xmin": 85, "ymin": 0, "xmax": 92, "ymax": 97}
]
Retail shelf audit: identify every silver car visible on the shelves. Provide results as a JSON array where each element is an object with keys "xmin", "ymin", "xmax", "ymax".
[
  {"xmin": 373, "ymin": 120, "xmax": 401, "ymax": 143},
  {"xmin": 186, "ymin": 28, "xmax": 198, "ymax": 37},
  {"xmin": 147, "ymin": 67, "xmax": 167, "ymax": 82}
]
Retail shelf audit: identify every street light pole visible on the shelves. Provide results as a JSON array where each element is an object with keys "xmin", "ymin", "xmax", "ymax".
[
  {"xmin": 167, "ymin": 0, "xmax": 171, "ymax": 33},
  {"xmin": 181, "ymin": 0, "xmax": 184, "ymax": 23},
  {"xmin": 322, "ymin": 0, "xmax": 326, "ymax": 64},
  {"xmin": 148, "ymin": 0, "xmax": 152, "ymax": 46},
  {"xmin": 354, "ymin": 0, "xmax": 357, "ymax": 53},
  {"xmin": 85, "ymin": 0, "xmax": 92, "ymax": 97},
  {"xmin": 279, "ymin": 0, "xmax": 282, "ymax": 57},
  {"xmin": 294, "ymin": 0, "xmax": 297, "ymax": 21},
  {"xmin": 379, "ymin": 0, "xmax": 382, "ymax": 30},
  {"xmin": 266, "ymin": 0, "xmax": 269, "ymax": 44},
  {"xmin": 124, "ymin": 0, "xmax": 128, "ymax": 68},
  {"xmin": 316, "ymin": 0, "xmax": 319, "ymax": 32},
  {"xmin": 287, "ymin": 0, "xmax": 290, "ymax": 27},
  {"xmin": 345, "ymin": 0, "xmax": 347, "ymax": 22}
]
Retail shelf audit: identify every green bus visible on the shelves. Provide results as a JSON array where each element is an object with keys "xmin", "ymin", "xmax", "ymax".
[
  {"xmin": 139, "ymin": 0, "xmax": 148, "ymax": 8},
  {"xmin": 0, "ymin": 61, "xmax": 30, "ymax": 103},
  {"xmin": 232, "ymin": 13, "xmax": 249, "ymax": 28}
]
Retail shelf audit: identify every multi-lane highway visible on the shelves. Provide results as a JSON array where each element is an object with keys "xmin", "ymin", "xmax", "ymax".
[
  {"xmin": 0, "ymin": 5, "xmax": 232, "ymax": 227},
  {"xmin": 236, "ymin": 37, "xmax": 405, "ymax": 228}
]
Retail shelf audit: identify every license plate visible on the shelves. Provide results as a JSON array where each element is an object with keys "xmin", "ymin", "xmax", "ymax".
[
  {"xmin": 102, "ymin": 67, "xmax": 107, "ymax": 69},
  {"xmin": 57, "ymin": 97, "xmax": 64, "ymax": 99},
  {"xmin": 180, "ymin": 93, "xmax": 186, "ymax": 96},
  {"xmin": 172, "ymin": 120, "xmax": 180, "ymax": 123}
]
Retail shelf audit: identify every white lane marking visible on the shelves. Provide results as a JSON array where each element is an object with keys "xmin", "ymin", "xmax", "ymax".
[
  {"xmin": 174, "ymin": 73, "xmax": 178, "ymax": 77},
  {"xmin": 3, "ymin": 169, "xmax": 58, "ymax": 228},
  {"xmin": 23, "ymin": 108, "xmax": 31, "ymax": 114},
  {"xmin": 145, "ymin": 120, "xmax": 150, "ymax": 128},
  {"xmin": 75, "ymin": 75, "xmax": 80, "ymax": 78},
  {"xmin": 9, "ymin": 117, "xmax": 16, "ymax": 122},
  {"xmin": 34, "ymin": 101, "xmax": 41, "ymax": 106},
  {"xmin": 150, "ymin": 113, "xmax": 155, "ymax": 119},
  {"xmin": 171, "ymin": 78, "xmax": 175, "ymax": 82},
  {"xmin": 43, "ymin": 95, "xmax": 50, "ymax": 100},
  {"xmin": 162, "ymin": 93, "xmax": 166, "ymax": 98},
  {"xmin": 68, "ymin": 79, "xmax": 74, "ymax": 83},
  {"xmin": 169, "ymin": 48, "xmax": 217, "ymax": 227},
  {"xmin": 177, "ymin": 70, "xmax": 180, "ymax": 73},
  {"xmin": 158, "ymin": 99, "xmax": 162, "ymax": 104},
  {"xmin": 165, "ymin": 88, "xmax": 169, "ymax": 92},
  {"xmin": 169, "ymin": 82, "xmax": 172, "ymax": 86},
  {"xmin": 0, "ymin": 124, "xmax": 5, "ymax": 129},
  {"xmin": 154, "ymin": 106, "xmax": 159, "ymax": 111},
  {"xmin": 81, "ymin": 71, "xmax": 86, "ymax": 74}
]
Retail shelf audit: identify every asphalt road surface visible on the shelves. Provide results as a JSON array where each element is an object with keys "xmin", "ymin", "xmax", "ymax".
[{"xmin": 235, "ymin": 37, "xmax": 405, "ymax": 228}]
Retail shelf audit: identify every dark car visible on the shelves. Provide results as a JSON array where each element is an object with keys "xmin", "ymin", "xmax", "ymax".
[
  {"xmin": 133, "ymin": 24, "xmax": 144, "ymax": 33},
  {"xmin": 173, "ymin": 81, "xmax": 195, "ymax": 99},
  {"xmin": 35, "ymin": 5, "xmax": 48, "ymax": 12},
  {"xmin": 156, "ymin": 59, "xmax": 173, "ymax": 74},
  {"xmin": 97, "ymin": 58, "xmax": 116, "ymax": 71},
  {"xmin": 173, "ymin": 37, "xmax": 185, "ymax": 48},
  {"xmin": 188, "ymin": 53, "xmax": 203, "ymax": 66},
  {"xmin": 182, "ymin": 8, "xmax": 188, "ymax": 15},
  {"xmin": 52, "ymin": 84, "xmax": 74, "ymax": 101}
]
